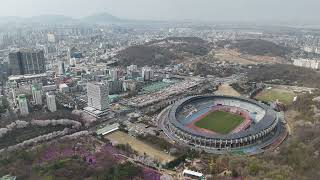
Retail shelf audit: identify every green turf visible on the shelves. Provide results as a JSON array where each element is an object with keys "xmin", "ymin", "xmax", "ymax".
[
  {"xmin": 255, "ymin": 88, "xmax": 295, "ymax": 105},
  {"xmin": 194, "ymin": 110, "xmax": 244, "ymax": 134}
]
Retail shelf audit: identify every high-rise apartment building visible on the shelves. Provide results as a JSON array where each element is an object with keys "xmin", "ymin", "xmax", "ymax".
[
  {"xmin": 32, "ymin": 84, "xmax": 43, "ymax": 105},
  {"xmin": 9, "ymin": 49, "xmax": 45, "ymax": 75},
  {"xmin": 142, "ymin": 67, "xmax": 154, "ymax": 81},
  {"xmin": 18, "ymin": 94, "xmax": 29, "ymax": 116},
  {"xmin": 46, "ymin": 92, "xmax": 57, "ymax": 112},
  {"xmin": 109, "ymin": 68, "xmax": 121, "ymax": 81},
  {"xmin": 58, "ymin": 61, "xmax": 65, "ymax": 75},
  {"xmin": 87, "ymin": 82, "xmax": 109, "ymax": 111}
]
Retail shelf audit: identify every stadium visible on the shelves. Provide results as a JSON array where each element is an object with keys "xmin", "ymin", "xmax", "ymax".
[{"xmin": 158, "ymin": 95, "xmax": 287, "ymax": 154}]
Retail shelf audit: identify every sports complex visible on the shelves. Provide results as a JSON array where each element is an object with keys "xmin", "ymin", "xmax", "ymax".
[{"xmin": 158, "ymin": 95, "xmax": 287, "ymax": 154}]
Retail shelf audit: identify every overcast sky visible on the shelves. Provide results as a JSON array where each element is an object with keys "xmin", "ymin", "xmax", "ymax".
[{"xmin": 0, "ymin": 0, "xmax": 319, "ymax": 23}]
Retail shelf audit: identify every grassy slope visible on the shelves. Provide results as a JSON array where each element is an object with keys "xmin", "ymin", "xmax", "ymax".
[
  {"xmin": 255, "ymin": 89, "xmax": 295, "ymax": 105},
  {"xmin": 195, "ymin": 110, "xmax": 244, "ymax": 134}
]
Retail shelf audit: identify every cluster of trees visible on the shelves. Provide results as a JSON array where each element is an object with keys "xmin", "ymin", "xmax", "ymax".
[
  {"xmin": 115, "ymin": 143, "xmax": 137, "ymax": 155},
  {"xmin": 116, "ymin": 45, "xmax": 176, "ymax": 67},
  {"xmin": 116, "ymin": 37, "xmax": 211, "ymax": 67},
  {"xmin": 230, "ymin": 39, "xmax": 291, "ymax": 57},
  {"xmin": 0, "ymin": 128, "xmax": 71, "ymax": 153},
  {"xmin": 165, "ymin": 149, "xmax": 200, "ymax": 169},
  {"xmin": 201, "ymin": 154, "xmax": 297, "ymax": 179},
  {"xmin": 148, "ymin": 37, "xmax": 210, "ymax": 56},
  {"xmin": 0, "ymin": 96, "xmax": 9, "ymax": 114},
  {"xmin": 0, "ymin": 142, "xmax": 144, "ymax": 180},
  {"xmin": 137, "ymin": 134, "xmax": 174, "ymax": 152},
  {"xmin": 1, "ymin": 110, "xmax": 84, "ymax": 126},
  {"xmin": 248, "ymin": 64, "xmax": 320, "ymax": 88},
  {"xmin": 0, "ymin": 118, "xmax": 85, "ymax": 151},
  {"xmin": 0, "ymin": 119, "xmax": 81, "ymax": 139},
  {"xmin": 192, "ymin": 62, "xmax": 241, "ymax": 77},
  {"xmin": 293, "ymin": 90, "xmax": 320, "ymax": 122},
  {"xmin": 103, "ymin": 162, "xmax": 143, "ymax": 180}
]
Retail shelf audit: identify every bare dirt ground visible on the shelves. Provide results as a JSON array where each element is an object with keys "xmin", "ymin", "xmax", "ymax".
[
  {"xmin": 214, "ymin": 49, "xmax": 287, "ymax": 65},
  {"xmin": 105, "ymin": 131, "xmax": 175, "ymax": 163},
  {"xmin": 215, "ymin": 84, "xmax": 241, "ymax": 97}
]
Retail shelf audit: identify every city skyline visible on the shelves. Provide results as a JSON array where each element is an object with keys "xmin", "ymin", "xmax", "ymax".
[{"xmin": 0, "ymin": 0, "xmax": 320, "ymax": 23}]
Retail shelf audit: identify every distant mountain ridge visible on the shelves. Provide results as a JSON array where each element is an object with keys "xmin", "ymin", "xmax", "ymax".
[
  {"xmin": 0, "ymin": 13, "xmax": 123, "ymax": 24},
  {"xmin": 82, "ymin": 13, "xmax": 121, "ymax": 23}
]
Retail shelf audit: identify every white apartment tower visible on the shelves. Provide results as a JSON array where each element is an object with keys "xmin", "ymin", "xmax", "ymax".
[
  {"xmin": 127, "ymin": 65, "xmax": 138, "ymax": 73},
  {"xmin": 109, "ymin": 68, "xmax": 121, "ymax": 81},
  {"xmin": 142, "ymin": 67, "xmax": 154, "ymax": 81},
  {"xmin": 32, "ymin": 84, "xmax": 43, "ymax": 105},
  {"xmin": 46, "ymin": 92, "xmax": 57, "ymax": 112},
  {"xmin": 18, "ymin": 94, "xmax": 29, "ymax": 116},
  {"xmin": 87, "ymin": 82, "xmax": 109, "ymax": 111}
]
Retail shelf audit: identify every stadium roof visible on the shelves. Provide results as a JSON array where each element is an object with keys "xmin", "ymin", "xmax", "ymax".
[{"xmin": 169, "ymin": 95, "xmax": 278, "ymax": 140}]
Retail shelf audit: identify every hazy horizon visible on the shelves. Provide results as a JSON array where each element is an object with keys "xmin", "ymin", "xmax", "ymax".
[{"xmin": 0, "ymin": 0, "xmax": 320, "ymax": 23}]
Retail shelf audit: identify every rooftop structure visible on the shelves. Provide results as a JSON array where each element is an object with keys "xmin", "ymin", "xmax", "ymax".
[
  {"xmin": 183, "ymin": 169, "xmax": 204, "ymax": 178},
  {"xmin": 8, "ymin": 73, "xmax": 47, "ymax": 82},
  {"xmin": 96, "ymin": 123, "xmax": 120, "ymax": 136}
]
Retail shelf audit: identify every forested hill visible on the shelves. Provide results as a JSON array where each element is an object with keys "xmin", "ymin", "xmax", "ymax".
[
  {"xmin": 116, "ymin": 37, "xmax": 211, "ymax": 66},
  {"xmin": 230, "ymin": 39, "xmax": 291, "ymax": 57}
]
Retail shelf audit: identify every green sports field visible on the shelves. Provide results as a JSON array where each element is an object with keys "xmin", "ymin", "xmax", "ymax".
[
  {"xmin": 255, "ymin": 88, "xmax": 295, "ymax": 105},
  {"xmin": 194, "ymin": 110, "xmax": 244, "ymax": 134}
]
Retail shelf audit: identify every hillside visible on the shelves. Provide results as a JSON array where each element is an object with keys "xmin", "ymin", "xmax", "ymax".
[
  {"xmin": 248, "ymin": 64, "xmax": 320, "ymax": 88},
  {"xmin": 230, "ymin": 39, "xmax": 291, "ymax": 57},
  {"xmin": 116, "ymin": 37, "xmax": 211, "ymax": 66},
  {"xmin": 116, "ymin": 45, "xmax": 176, "ymax": 66}
]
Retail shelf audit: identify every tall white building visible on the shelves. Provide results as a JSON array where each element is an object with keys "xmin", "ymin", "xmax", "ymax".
[
  {"xmin": 87, "ymin": 82, "xmax": 109, "ymax": 111},
  {"xmin": 142, "ymin": 67, "xmax": 154, "ymax": 81},
  {"xmin": 127, "ymin": 65, "xmax": 138, "ymax": 73},
  {"xmin": 32, "ymin": 84, "xmax": 43, "ymax": 105},
  {"xmin": 127, "ymin": 65, "xmax": 139, "ymax": 78},
  {"xmin": 70, "ymin": 58, "xmax": 77, "ymax": 66},
  {"xmin": 18, "ymin": 94, "xmax": 29, "ymax": 116},
  {"xmin": 109, "ymin": 68, "xmax": 121, "ymax": 81},
  {"xmin": 47, "ymin": 33, "xmax": 56, "ymax": 43},
  {"xmin": 46, "ymin": 92, "xmax": 57, "ymax": 112}
]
